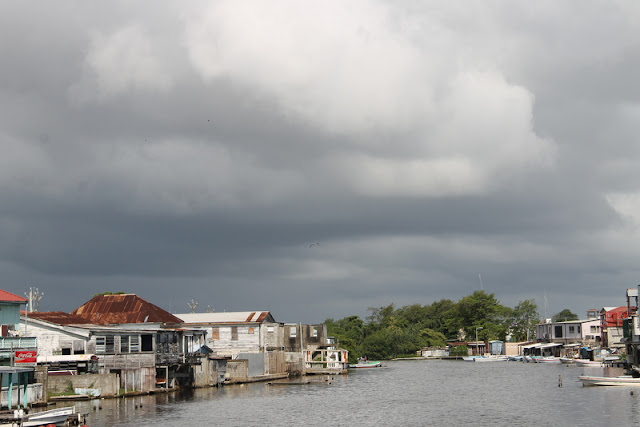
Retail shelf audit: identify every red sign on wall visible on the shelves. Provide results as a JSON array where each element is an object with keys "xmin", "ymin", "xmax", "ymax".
[{"xmin": 15, "ymin": 350, "xmax": 37, "ymax": 364}]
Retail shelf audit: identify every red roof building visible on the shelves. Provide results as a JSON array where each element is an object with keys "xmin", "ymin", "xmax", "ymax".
[
  {"xmin": 0, "ymin": 289, "xmax": 28, "ymax": 303},
  {"xmin": 70, "ymin": 294, "xmax": 182, "ymax": 325}
]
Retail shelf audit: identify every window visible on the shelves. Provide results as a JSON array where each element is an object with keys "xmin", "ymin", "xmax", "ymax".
[
  {"xmin": 141, "ymin": 334, "xmax": 153, "ymax": 352},
  {"xmin": 121, "ymin": 336, "xmax": 129, "ymax": 353},
  {"xmin": 290, "ymin": 327, "xmax": 297, "ymax": 338},
  {"xmin": 96, "ymin": 337, "xmax": 105, "ymax": 354},
  {"xmin": 590, "ymin": 325, "xmax": 600, "ymax": 333},
  {"xmin": 554, "ymin": 326, "xmax": 563, "ymax": 338},
  {"xmin": 95, "ymin": 336, "xmax": 114, "ymax": 354},
  {"xmin": 130, "ymin": 335, "xmax": 140, "ymax": 352},
  {"xmin": 211, "ymin": 327, "xmax": 219, "ymax": 340},
  {"xmin": 231, "ymin": 326, "xmax": 238, "ymax": 341},
  {"xmin": 311, "ymin": 327, "xmax": 318, "ymax": 337},
  {"xmin": 267, "ymin": 326, "xmax": 274, "ymax": 333},
  {"xmin": 568, "ymin": 326, "xmax": 575, "ymax": 334}
]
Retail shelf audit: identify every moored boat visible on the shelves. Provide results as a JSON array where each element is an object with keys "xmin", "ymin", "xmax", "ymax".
[
  {"xmin": 574, "ymin": 359, "xmax": 603, "ymax": 367},
  {"xmin": 22, "ymin": 406, "xmax": 78, "ymax": 426},
  {"xmin": 534, "ymin": 356, "xmax": 562, "ymax": 364},
  {"xmin": 579, "ymin": 375, "xmax": 640, "ymax": 386},
  {"xmin": 462, "ymin": 355, "xmax": 508, "ymax": 362},
  {"xmin": 349, "ymin": 361, "xmax": 383, "ymax": 369}
]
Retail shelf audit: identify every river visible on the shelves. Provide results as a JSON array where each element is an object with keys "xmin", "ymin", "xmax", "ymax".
[{"xmin": 71, "ymin": 360, "xmax": 640, "ymax": 426}]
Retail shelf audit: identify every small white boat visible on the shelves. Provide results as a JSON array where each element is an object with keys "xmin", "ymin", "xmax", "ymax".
[
  {"xmin": 22, "ymin": 406, "xmax": 77, "ymax": 426},
  {"xmin": 535, "ymin": 356, "xmax": 562, "ymax": 364},
  {"xmin": 574, "ymin": 359, "xmax": 603, "ymax": 367},
  {"xmin": 462, "ymin": 355, "xmax": 507, "ymax": 362},
  {"xmin": 579, "ymin": 375, "xmax": 640, "ymax": 387},
  {"xmin": 349, "ymin": 361, "xmax": 383, "ymax": 369}
]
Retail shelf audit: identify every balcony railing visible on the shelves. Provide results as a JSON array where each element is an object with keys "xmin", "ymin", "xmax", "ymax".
[{"xmin": 0, "ymin": 337, "xmax": 37, "ymax": 349}]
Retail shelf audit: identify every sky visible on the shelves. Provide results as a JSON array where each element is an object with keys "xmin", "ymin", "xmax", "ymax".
[{"xmin": 2, "ymin": 1, "xmax": 640, "ymax": 324}]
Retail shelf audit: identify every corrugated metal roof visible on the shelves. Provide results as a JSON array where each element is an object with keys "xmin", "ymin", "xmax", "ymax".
[
  {"xmin": 26, "ymin": 311, "xmax": 92, "ymax": 325},
  {"xmin": 0, "ymin": 289, "xmax": 28, "ymax": 303},
  {"xmin": 70, "ymin": 294, "xmax": 182, "ymax": 325},
  {"xmin": 177, "ymin": 311, "xmax": 275, "ymax": 324}
]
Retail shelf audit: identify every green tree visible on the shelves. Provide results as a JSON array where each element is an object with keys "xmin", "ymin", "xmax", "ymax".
[
  {"xmin": 510, "ymin": 299, "xmax": 539, "ymax": 342},
  {"xmin": 325, "ymin": 316, "xmax": 365, "ymax": 359},
  {"xmin": 552, "ymin": 309, "xmax": 579, "ymax": 322},
  {"xmin": 457, "ymin": 290, "xmax": 511, "ymax": 341}
]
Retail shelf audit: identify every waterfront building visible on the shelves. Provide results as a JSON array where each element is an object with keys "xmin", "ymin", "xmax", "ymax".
[
  {"xmin": 19, "ymin": 294, "xmax": 206, "ymax": 394},
  {"xmin": 600, "ymin": 306, "xmax": 629, "ymax": 349},
  {"xmin": 177, "ymin": 312, "xmax": 348, "ymax": 377},
  {"xmin": 623, "ymin": 287, "xmax": 640, "ymax": 369},
  {"xmin": 535, "ymin": 317, "xmax": 601, "ymax": 346}
]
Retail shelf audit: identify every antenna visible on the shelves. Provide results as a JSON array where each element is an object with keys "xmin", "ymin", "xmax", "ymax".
[
  {"xmin": 188, "ymin": 299, "xmax": 198, "ymax": 313},
  {"xmin": 544, "ymin": 290, "xmax": 549, "ymax": 321},
  {"xmin": 25, "ymin": 287, "xmax": 44, "ymax": 312}
]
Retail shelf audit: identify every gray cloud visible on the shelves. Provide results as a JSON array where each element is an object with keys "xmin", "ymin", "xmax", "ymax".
[{"xmin": 1, "ymin": 1, "xmax": 639, "ymax": 322}]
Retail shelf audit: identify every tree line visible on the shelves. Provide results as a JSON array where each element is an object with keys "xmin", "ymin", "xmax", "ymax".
[{"xmin": 324, "ymin": 290, "xmax": 578, "ymax": 361}]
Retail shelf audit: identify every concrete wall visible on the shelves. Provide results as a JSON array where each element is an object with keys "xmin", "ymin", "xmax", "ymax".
[
  {"xmin": 193, "ymin": 356, "xmax": 219, "ymax": 387},
  {"xmin": 225, "ymin": 360, "xmax": 248, "ymax": 382},
  {"xmin": 48, "ymin": 373, "xmax": 118, "ymax": 397},
  {"xmin": 261, "ymin": 323, "xmax": 285, "ymax": 350},
  {"xmin": 285, "ymin": 352, "xmax": 304, "ymax": 376},
  {"xmin": 1, "ymin": 384, "xmax": 43, "ymax": 408}
]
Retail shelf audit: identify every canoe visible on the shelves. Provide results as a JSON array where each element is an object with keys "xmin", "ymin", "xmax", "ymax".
[{"xmin": 579, "ymin": 375, "xmax": 640, "ymax": 386}]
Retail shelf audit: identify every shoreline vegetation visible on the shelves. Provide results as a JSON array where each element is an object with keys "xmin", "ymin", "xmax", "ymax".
[{"xmin": 325, "ymin": 290, "xmax": 542, "ymax": 361}]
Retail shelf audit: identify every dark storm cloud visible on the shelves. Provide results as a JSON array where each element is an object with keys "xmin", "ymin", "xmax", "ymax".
[{"xmin": 1, "ymin": 1, "xmax": 639, "ymax": 322}]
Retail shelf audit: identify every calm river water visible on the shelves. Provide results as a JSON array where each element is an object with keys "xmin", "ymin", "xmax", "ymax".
[{"xmin": 72, "ymin": 360, "xmax": 640, "ymax": 426}]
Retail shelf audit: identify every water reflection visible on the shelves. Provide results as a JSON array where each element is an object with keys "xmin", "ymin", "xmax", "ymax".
[{"xmin": 75, "ymin": 361, "xmax": 640, "ymax": 426}]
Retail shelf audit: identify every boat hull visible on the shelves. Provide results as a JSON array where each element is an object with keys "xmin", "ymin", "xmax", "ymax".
[
  {"xmin": 349, "ymin": 361, "xmax": 382, "ymax": 369},
  {"xmin": 22, "ymin": 406, "xmax": 76, "ymax": 426},
  {"xmin": 579, "ymin": 376, "xmax": 640, "ymax": 386}
]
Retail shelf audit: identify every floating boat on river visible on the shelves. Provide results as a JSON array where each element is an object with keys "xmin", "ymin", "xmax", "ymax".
[
  {"xmin": 579, "ymin": 375, "xmax": 640, "ymax": 387},
  {"xmin": 349, "ymin": 361, "xmax": 383, "ymax": 369},
  {"xmin": 462, "ymin": 355, "xmax": 508, "ymax": 362},
  {"xmin": 574, "ymin": 359, "xmax": 604, "ymax": 367},
  {"xmin": 534, "ymin": 356, "xmax": 562, "ymax": 364},
  {"xmin": 7, "ymin": 406, "xmax": 80, "ymax": 427}
]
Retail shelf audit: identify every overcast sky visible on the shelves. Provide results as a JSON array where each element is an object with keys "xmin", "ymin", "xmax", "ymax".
[{"xmin": 2, "ymin": 1, "xmax": 640, "ymax": 323}]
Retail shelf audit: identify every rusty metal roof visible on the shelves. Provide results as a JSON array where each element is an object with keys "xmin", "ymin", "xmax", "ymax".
[
  {"xmin": 0, "ymin": 289, "xmax": 28, "ymax": 303},
  {"xmin": 70, "ymin": 294, "xmax": 182, "ymax": 325},
  {"xmin": 26, "ymin": 311, "xmax": 92, "ymax": 325}
]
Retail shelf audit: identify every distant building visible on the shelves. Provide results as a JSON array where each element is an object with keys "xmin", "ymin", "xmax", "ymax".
[
  {"xmin": 535, "ymin": 318, "xmax": 601, "ymax": 345},
  {"xmin": 0, "ymin": 289, "xmax": 35, "ymax": 367},
  {"xmin": 177, "ymin": 312, "xmax": 348, "ymax": 376},
  {"xmin": 0, "ymin": 289, "xmax": 28, "ymax": 337},
  {"xmin": 600, "ymin": 306, "xmax": 629, "ymax": 348}
]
